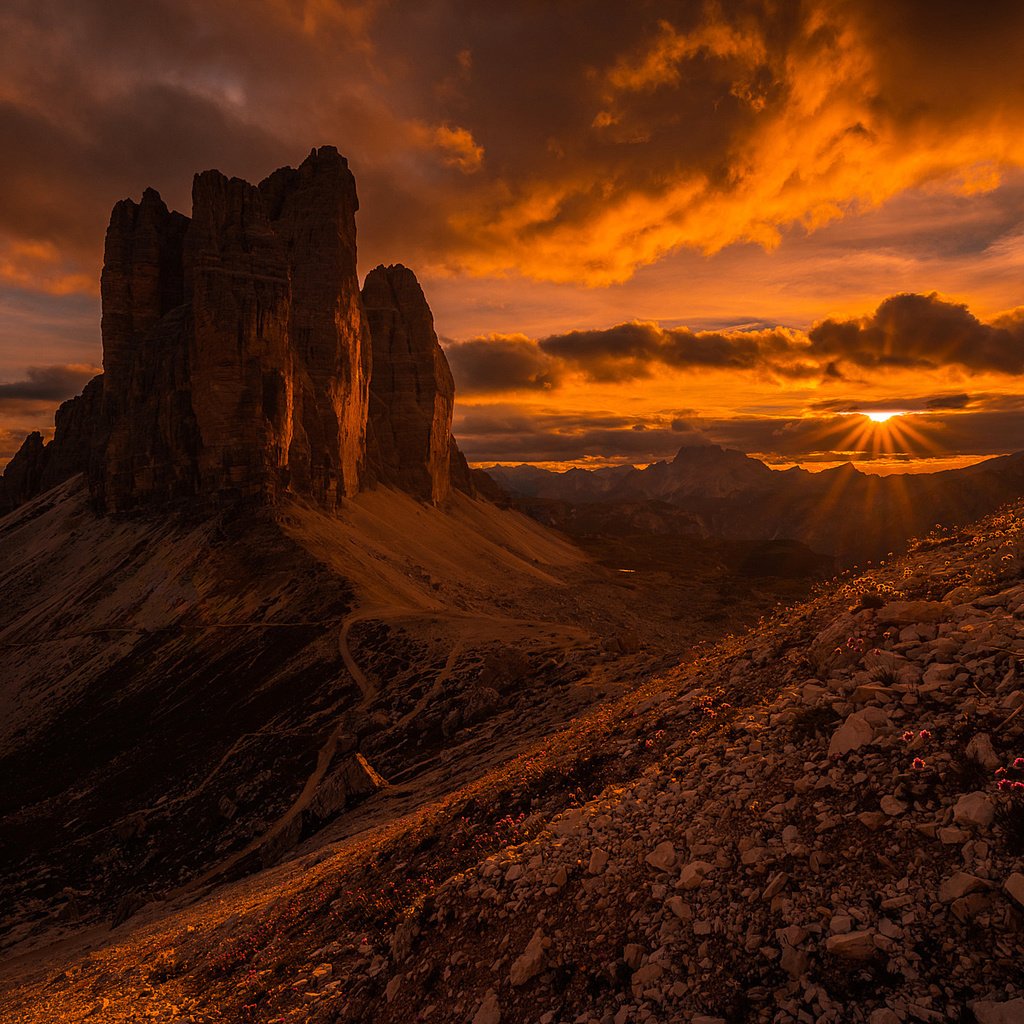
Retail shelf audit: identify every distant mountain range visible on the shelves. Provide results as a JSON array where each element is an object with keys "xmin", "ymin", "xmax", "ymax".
[{"xmin": 486, "ymin": 445, "xmax": 1024, "ymax": 564}]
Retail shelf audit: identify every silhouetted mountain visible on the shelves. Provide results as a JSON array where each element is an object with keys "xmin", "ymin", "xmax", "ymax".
[{"xmin": 489, "ymin": 446, "xmax": 1024, "ymax": 564}]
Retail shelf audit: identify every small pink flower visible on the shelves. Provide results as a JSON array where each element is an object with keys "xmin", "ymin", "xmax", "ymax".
[
  {"xmin": 996, "ymin": 766, "xmax": 1007, "ymax": 776},
  {"xmin": 1014, "ymin": 757, "xmax": 1024, "ymax": 770},
  {"xmin": 902, "ymin": 731, "xmax": 914, "ymax": 742},
  {"xmin": 998, "ymin": 778, "xmax": 1012, "ymax": 791},
  {"xmin": 911, "ymin": 757, "xmax": 927, "ymax": 770},
  {"xmin": 919, "ymin": 730, "xmax": 931, "ymax": 739}
]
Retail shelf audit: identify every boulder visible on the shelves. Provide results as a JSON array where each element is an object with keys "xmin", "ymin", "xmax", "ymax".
[
  {"xmin": 308, "ymin": 753, "xmax": 387, "ymax": 821},
  {"xmin": 970, "ymin": 998, "xmax": 1024, "ymax": 1024},
  {"xmin": 953, "ymin": 792, "xmax": 995, "ymax": 830},
  {"xmin": 509, "ymin": 928, "xmax": 547, "ymax": 986},
  {"xmin": 876, "ymin": 600, "xmax": 952, "ymax": 625},
  {"xmin": 828, "ymin": 710, "xmax": 876, "ymax": 757},
  {"xmin": 825, "ymin": 930, "xmax": 876, "ymax": 959}
]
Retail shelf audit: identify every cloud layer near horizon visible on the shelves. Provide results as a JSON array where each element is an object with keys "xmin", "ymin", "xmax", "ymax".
[{"xmin": 445, "ymin": 293, "xmax": 1024, "ymax": 394}]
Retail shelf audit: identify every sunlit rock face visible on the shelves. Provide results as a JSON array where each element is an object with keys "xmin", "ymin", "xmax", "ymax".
[
  {"xmin": 363, "ymin": 264, "xmax": 455, "ymax": 504},
  {"xmin": 91, "ymin": 146, "xmax": 370, "ymax": 512},
  {"xmin": 0, "ymin": 147, "xmax": 480, "ymax": 515}
]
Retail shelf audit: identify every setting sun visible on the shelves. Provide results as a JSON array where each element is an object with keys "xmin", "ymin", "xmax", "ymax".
[{"xmin": 865, "ymin": 411, "xmax": 903, "ymax": 423}]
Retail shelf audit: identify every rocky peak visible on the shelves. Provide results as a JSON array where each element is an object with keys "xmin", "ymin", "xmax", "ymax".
[
  {"xmin": 89, "ymin": 147, "xmax": 372, "ymax": 512},
  {"xmin": 1, "ymin": 148, "xmax": 475, "ymax": 515},
  {"xmin": 363, "ymin": 263, "xmax": 455, "ymax": 504},
  {"xmin": 99, "ymin": 187, "xmax": 189, "ymax": 403}
]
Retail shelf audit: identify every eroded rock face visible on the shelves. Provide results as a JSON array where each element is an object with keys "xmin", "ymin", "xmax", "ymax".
[
  {"xmin": 0, "ymin": 376, "xmax": 103, "ymax": 512},
  {"xmin": 90, "ymin": 146, "xmax": 370, "ymax": 511},
  {"xmin": 363, "ymin": 264, "xmax": 455, "ymax": 503},
  {"xmin": 0, "ymin": 432, "xmax": 47, "ymax": 511},
  {"xmin": 261, "ymin": 148, "xmax": 371, "ymax": 503},
  {"xmin": 2, "ymin": 148, "xmax": 474, "ymax": 516}
]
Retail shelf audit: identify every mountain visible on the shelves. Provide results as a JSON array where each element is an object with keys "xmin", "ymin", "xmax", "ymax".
[
  {"xmin": 5, "ymin": 500, "xmax": 1023, "ymax": 1022},
  {"xmin": 0, "ymin": 147, "xmax": 466, "ymax": 516},
  {"xmin": 0, "ymin": 150, "xmax": 790, "ymax": 955},
  {"xmin": 489, "ymin": 445, "xmax": 1024, "ymax": 565}
]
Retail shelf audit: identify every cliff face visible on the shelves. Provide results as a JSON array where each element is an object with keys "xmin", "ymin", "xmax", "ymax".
[
  {"xmin": 92, "ymin": 147, "xmax": 370, "ymax": 512},
  {"xmin": 1, "ymin": 147, "xmax": 472, "ymax": 515},
  {"xmin": 363, "ymin": 264, "xmax": 455, "ymax": 503},
  {"xmin": 0, "ymin": 378, "xmax": 104, "ymax": 513}
]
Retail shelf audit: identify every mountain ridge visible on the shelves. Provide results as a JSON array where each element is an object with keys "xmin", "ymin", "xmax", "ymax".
[{"xmin": 488, "ymin": 445, "xmax": 1024, "ymax": 564}]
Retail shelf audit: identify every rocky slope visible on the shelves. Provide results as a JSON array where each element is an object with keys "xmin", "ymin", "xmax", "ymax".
[
  {"xmin": 490, "ymin": 445, "xmax": 1024, "ymax": 565},
  {"xmin": 3, "ymin": 504, "xmax": 1023, "ymax": 1023}
]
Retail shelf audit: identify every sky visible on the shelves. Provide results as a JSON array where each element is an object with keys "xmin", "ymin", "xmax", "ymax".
[{"xmin": 3, "ymin": 0, "xmax": 1024, "ymax": 473}]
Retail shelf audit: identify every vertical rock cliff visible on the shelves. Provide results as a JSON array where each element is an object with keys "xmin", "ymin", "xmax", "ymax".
[
  {"xmin": 363, "ymin": 264, "xmax": 455, "ymax": 503},
  {"xmin": 88, "ymin": 146, "xmax": 370, "ymax": 512},
  {"xmin": 1, "ymin": 147, "xmax": 473, "ymax": 515},
  {"xmin": 261, "ymin": 148, "xmax": 370, "ymax": 503}
]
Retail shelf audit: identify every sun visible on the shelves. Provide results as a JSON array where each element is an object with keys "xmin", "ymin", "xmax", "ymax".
[{"xmin": 864, "ymin": 410, "xmax": 902, "ymax": 423}]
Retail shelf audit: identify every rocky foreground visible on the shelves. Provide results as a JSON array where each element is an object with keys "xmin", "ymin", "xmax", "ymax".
[{"xmin": 4, "ymin": 505, "xmax": 1024, "ymax": 1023}]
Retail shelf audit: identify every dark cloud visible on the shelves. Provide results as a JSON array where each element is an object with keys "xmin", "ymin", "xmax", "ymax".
[
  {"xmin": 443, "ymin": 334, "xmax": 560, "ymax": 393},
  {"xmin": 0, "ymin": 363, "xmax": 98, "ymax": 403},
  {"xmin": 4, "ymin": 1, "xmax": 1024, "ymax": 291},
  {"xmin": 454, "ymin": 405, "xmax": 709, "ymax": 464},
  {"xmin": 538, "ymin": 321, "xmax": 807, "ymax": 381},
  {"xmin": 461, "ymin": 296, "xmax": 1024, "ymax": 387},
  {"xmin": 808, "ymin": 294, "xmax": 1024, "ymax": 374}
]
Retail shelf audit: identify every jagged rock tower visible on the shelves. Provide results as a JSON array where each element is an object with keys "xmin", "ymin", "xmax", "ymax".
[
  {"xmin": 1, "ymin": 147, "xmax": 468, "ymax": 513},
  {"xmin": 363, "ymin": 264, "xmax": 454, "ymax": 503}
]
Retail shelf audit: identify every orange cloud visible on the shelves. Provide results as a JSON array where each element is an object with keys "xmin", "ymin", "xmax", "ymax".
[{"xmin": 430, "ymin": 124, "xmax": 484, "ymax": 173}]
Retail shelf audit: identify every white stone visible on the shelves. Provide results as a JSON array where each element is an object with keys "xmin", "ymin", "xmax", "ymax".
[
  {"xmin": 1004, "ymin": 871, "xmax": 1024, "ymax": 908},
  {"xmin": 965, "ymin": 732, "xmax": 1000, "ymax": 770},
  {"xmin": 828, "ymin": 711, "xmax": 875, "ymax": 757},
  {"xmin": 877, "ymin": 600, "xmax": 951, "ymax": 625},
  {"xmin": 679, "ymin": 860, "xmax": 714, "ymax": 890},
  {"xmin": 665, "ymin": 895, "xmax": 691, "ymax": 920},
  {"xmin": 939, "ymin": 871, "xmax": 989, "ymax": 902},
  {"xmin": 825, "ymin": 930, "xmax": 876, "ymax": 959},
  {"xmin": 509, "ymin": 929, "xmax": 546, "ymax": 986},
  {"xmin": 880, "ymin": 795, "xmax": 907, "ymax": 816},
  {"xmin": 953, "ymin": 791, "xmax": 995, "ymax": 829},
  {"xmin": 970, "ymin": 998, "xmax": 1024, "ymax": 1024},
  {"xmin": 472, "ymin": 989, "xmax": 501, "ymax": 1024},
  {"xmin": 645, "ymin": 840, "xmax": 676, "ymax": 871}
]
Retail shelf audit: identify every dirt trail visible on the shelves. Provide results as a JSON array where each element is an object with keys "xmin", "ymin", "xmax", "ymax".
[{"xmin": 188, "ymin": 602, "xmax": 593, "ymax": 888}]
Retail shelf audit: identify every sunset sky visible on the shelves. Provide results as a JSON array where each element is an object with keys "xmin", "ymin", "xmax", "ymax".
[{"xmin": 3, "ymin": 0, "xmax": 1024, "ymax": 472}]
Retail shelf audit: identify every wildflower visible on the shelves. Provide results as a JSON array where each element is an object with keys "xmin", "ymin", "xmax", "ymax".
[
  {"xmin": 911, "ymin": 757, "xmax": 927, "ymax": 770},
  {"xmin": 919, "ymin": 729, "xmax": 931, "ymax": 739},
  {"xmin": 902, "ymin": 731, "xmax": 914, "ymax": 742},
  {"xmin": 1014, "ymin": 757, "xmax": 1024, "ymax": 770}
]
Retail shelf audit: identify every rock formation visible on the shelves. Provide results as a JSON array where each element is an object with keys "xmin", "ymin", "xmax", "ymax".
[
  {"xmin": 0, "ymin": 377, "xmax": 103, "ymax": 513},
  {"xmin": 1, "ymin": 147, "xmax": 477, "ymax": 514},
  {"xmin": 90, "ymin": 146, "xmax": 371, "ymax": 512},
  {"xmin": 363, "ymin": 264, "xmax": 454, "ymax": 503}
]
